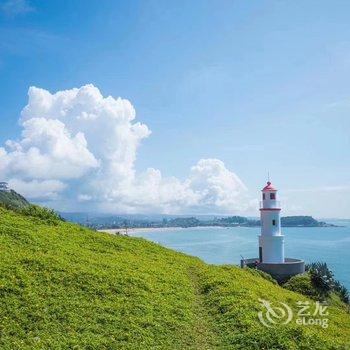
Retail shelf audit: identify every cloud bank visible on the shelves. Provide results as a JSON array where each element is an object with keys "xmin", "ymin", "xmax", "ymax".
[{"xmin": 0, "ymin": 85, "xmax": 250, "ymax": 214}]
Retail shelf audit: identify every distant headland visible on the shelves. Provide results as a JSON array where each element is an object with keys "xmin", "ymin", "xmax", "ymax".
[{"xmin": 60, "ymin": 213, "xmax": 338, "ymax": 230}]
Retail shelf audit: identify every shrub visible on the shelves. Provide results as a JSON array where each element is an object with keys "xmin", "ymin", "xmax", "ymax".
[
  {"xmin": 303, "ymin": 262, "xmax": 349, "ymax": 304},
  {"xmin": 306, "ymin": 262, "xmax": 334, "ymax": 298},
  {"xmin": 19, "ymin": 204, "xmax": 63, "ymax": 225},
  {"xmin": 333, "ymin": 280, "xmax": 350, "ymax": 304},
  {"xmin": 283, "ymin": 274, "xmax": 321, "ymax": 300}
]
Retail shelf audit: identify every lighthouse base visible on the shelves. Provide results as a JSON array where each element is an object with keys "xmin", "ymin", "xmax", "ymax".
[{"xmin": 240, "ymin": 257, "xmax": 305, "ymax": 283}]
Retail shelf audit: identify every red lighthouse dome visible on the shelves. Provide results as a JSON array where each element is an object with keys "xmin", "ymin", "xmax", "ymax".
[{"xmin": 262, "ymin": 181, "xmax": 277, "ymax": 191}]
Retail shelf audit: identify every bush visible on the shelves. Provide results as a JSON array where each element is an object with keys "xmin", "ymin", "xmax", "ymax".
[
  {"xmin": 304, "ymin": 262, "xmax": 349, "ymax": 304},
  {"xmin": 306, "ymin": 262, "xmax": 334, "ymax": 298},
  {"xmin": 19, "ymin": 204, "xmax": 63, "ymax": 225},
  {"xmin": 283, "ymin": 274, "xmax": 321, "ymax": 300},
  {"xmin": 333, "ymin": 280, "xmax": 350, "ymax": 304}
]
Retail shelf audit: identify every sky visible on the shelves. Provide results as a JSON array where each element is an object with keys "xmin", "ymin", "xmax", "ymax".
[{"xmin": 0, "ymin": 0, "xmax": 349, "ymax": 218}]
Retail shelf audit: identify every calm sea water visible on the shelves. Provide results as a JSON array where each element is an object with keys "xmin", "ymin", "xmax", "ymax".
[{"xmin": 132, "ymin": 225, "xmax": 350, "ymax": 289}]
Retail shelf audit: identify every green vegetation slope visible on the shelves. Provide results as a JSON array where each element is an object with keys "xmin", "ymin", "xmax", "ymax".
[
  {"xmin": 0, "ymin": 207, "xmax": 349, "ymax": 349},
  {"xmin": 0, "ymin": 189, "xmax": 29, "ymax": 209}
]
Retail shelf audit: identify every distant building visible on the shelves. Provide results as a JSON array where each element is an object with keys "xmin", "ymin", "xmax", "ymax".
[
  {"xmin": 0, "ymin": 182, "xmax": 10, "ymax": 192},
  {"xmin": 241, "ymin": 181, "xmax": 305, "ymax": 282}
]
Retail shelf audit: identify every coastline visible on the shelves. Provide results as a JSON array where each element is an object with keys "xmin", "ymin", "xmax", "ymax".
[
  {"xmin": 98, "ymin": 224, "xmax": 338, "ymax": 236},
  {"xmin": 98, "ymin": 226, "xmax": 226, "ymax": 236}
]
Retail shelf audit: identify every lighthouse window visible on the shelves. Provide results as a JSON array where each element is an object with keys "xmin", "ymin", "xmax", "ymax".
[
  {"xmin": 270, "ymin": 193, "xmax": 276, "ymax": 200},
  {"xmin": 263, "ymin": 193, "xmax": 265, "ymax": 200},
  {"xmin": 272, "ymin": 219, "xmax": 276, "ymax": 226}
]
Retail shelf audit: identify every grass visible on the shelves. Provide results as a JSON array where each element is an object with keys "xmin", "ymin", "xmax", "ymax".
[
  {"xmin": 283, "ymin": 274, "xmax": 322, "ymax": 300},
  {"xmin": 0, "ymin": 190, "xmax": 29, "ymax": 210},
  {"xmin": 0, "ymin": 206, "xmax": 349, "ymax": 349}
]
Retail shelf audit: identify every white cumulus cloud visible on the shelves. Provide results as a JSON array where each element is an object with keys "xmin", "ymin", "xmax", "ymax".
[
  {"xmin": 1, "ymin": 117, "xmax": 99, "ymax": 180},
  {"xmin": 0, "ymin": 84, "xmax": 250, "ymax": 214},
  {"xmin": 8, "ymin": 179, "xmax": 66, "ymax": 200}
]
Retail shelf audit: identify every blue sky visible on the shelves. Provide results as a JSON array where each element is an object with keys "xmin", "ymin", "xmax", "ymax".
[{"xmin": 0, "ymin": 0, "xmax": 349, "ymax": 218}]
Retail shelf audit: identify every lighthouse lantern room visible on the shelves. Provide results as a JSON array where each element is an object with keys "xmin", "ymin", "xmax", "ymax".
[{"xmin": 259, "ymin": 181, "xmax": 284, "ymax": 263}]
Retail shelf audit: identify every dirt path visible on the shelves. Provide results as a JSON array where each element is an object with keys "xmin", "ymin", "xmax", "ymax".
[{"xmin": 186, "ymin": 265, "xmax": 220, "ymax": 350}]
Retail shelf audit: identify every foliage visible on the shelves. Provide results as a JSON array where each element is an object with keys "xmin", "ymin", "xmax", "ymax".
[
  {"xmin": 0, "ymin": 190, "xmax": 62, "ymax": 225},
  {"xmin": 19, "ymin": 204, "xmax": 63, "ymax": 225},
  {"xmin": 245, "ymin": 267, "xmax": 278, "ymax": 285},
  {"xmin": 166, "ymin": 217, "xmax": 201, "ymax": 227},
  {"xmin": 306, "ymin": 262, "xmax": 335, "ymax": 298},
  {"xmin": 0, "ymin": 207, "xmax": 349, "ymax": 349},
  {"xmin": 0, "ymin": 189, "xmax": 29, "ymax": 210},
  {"xmin": 283, "ymin": 274, "xmax": 323, "ymax": 300},
  {"xmin": 301, "ymin": 262, "xmax": 349, "ymax": 304},
  {"xmin": 216, "ymin": 216, "xmax": 258, "ymax": 226},
  {"xmin": 197, "ymin": 265, "xmax": 350, "ymax": 349},
  {"xmin": 333, "ymin": 280, "xmax": 350, "ymax": 304},
  {"xmin": 281, "ymin": 216, "xmax": 330, "ymax": 227}
]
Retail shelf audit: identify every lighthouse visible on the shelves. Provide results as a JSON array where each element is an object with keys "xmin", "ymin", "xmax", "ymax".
[
  {"xmin": 258, "ymin": 181, "xmax": 284, "ymax": 263},
  {"xmin": 240, "ymin": 179, "xmax": 305, "ymax": 283}
]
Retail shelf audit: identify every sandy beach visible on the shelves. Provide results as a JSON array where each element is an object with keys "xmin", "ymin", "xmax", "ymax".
[{"xmin": 98, "ymin": 226, "xmax": 223, "ymax": 236}]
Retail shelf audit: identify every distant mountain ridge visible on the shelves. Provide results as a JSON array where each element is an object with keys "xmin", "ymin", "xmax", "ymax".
[{"xmin": 60, "ymin": 212, "xmax": 336, "ymax": 229}]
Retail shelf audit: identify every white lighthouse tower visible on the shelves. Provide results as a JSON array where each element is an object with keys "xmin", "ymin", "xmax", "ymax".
[
  {"xmin": 240, "ymin": 179, "xmax": 304, "ymax": 282},
  {"xmin": 258, "ymin": 181, "xmax": 284, "ymax": 263}
]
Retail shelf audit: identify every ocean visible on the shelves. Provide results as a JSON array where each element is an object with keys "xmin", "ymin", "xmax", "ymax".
[{"xmin": 132, "ymin": 224, "xmax": 350, "ymax": 290}]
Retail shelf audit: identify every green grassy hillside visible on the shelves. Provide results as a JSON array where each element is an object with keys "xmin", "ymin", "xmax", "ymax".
[
  {"xmin": 0, "ymin": 207, "xmax": 349, "ymax": 349},
  {"xmin": 0, "ymin": 189, "xmax": 29, "ymax": 209}
]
